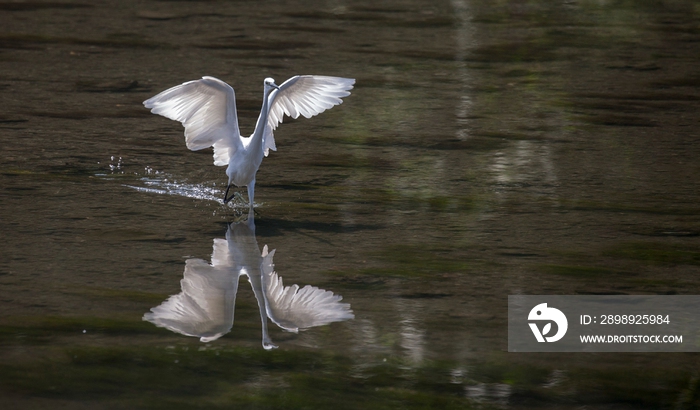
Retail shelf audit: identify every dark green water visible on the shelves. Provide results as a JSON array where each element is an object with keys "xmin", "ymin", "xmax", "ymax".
[{"xmin": 1, "ymin": 0, "xmax": 700, "ymax": 408}]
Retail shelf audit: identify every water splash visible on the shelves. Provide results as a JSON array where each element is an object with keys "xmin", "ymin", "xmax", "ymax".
[
  {"xmin": 108, "ymin": 156, "xmax": 123, "ymax": 173},
  {"xmin": 124, "ymin": 170, "xmax": 254, "ymax": 208},
  {"xmin": 126, "ymin": 177, "xmax": 219, "ymax": 201}
]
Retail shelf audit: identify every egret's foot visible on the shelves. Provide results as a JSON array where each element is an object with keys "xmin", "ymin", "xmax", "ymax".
[
  {"xmin": 222, "ymin": 187, "xmax": 258, "ymax": 210},
  {"xmin": 224, "ymin": 191, "xmax": 249, "ymax": 206}
]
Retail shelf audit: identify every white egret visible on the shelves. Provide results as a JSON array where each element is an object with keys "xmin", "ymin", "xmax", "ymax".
[{"xmin": 143, "ymin": 75, "xmax": 355, "ymax": 207}]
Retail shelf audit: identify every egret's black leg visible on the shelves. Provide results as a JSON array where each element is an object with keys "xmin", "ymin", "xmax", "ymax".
[{"xmin": 223, "ymin": 184, "xmax": 235, "ymax": 204}]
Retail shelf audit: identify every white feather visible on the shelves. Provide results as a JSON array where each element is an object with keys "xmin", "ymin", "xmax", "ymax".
[
  {"xmin": 143, "ymin": 256, "xmax": 239, "ymax": 343},
  {"xmin": 261, "ymin": 246, "xmax": 354, "ymax": 333},
  {"xmin": 143, "ymin": 76, "xmax": 241, "ymax": 166}
]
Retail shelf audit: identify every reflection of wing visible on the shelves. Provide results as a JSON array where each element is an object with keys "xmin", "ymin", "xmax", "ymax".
[
  {"xmin": 143, "ymin": 250, "xmax": 238, "ymax": 342},
  {"xmin": 263, "ymin": 75, "xmax": 354, "ymax": 156},
  {"xmin": 143, "ymin": 76, "xmax": 242, "ymax": 166},
  {"xmin": 210, "ymin": 237, "xmax": 232, "ymax": 267},
  {"xmin": 261, "ymin": 245, "xmax": 354, "ymax": 333}
]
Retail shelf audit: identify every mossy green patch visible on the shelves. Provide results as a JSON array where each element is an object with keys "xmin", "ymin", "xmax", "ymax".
[
  {"xmin": 327, "ymin": 244, "xmax": 474, "ymax": 279},
  {"xmin": 0, "ymin": 33, "xmax": 168, "ymax": 49},
  {"xmin": 0, "ymin": 341, "xmax": 697, "ymax": 409},
  {"xmin": 72, "ymin": 286, "xmax": 168, "ymax": 304},
  {"xmin": 467, "ymin": 42, "xmax": 559, "ymax": 63},
  {"xmin": 0, "ymin": 316, "xmax": 158, "ymax": 344},
  {"xmin": 570, "ymin": 366, "xmax": 691, "ymax": 408},
  {"xmin": 537, "ymin": 264, "xmax": 622, "ymax": 278},
  {"xmin": 0, "ymin": 344, "xmax": 481, "ymax": 409},
  {"xmin": 558, "ymin": 199, "xmax": 700, "ymax": 216},
  {"xmin": 603, "ymin": 242, "xmax": 700, "ymax": 266}
]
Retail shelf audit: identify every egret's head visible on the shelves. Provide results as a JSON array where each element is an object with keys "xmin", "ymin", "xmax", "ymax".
[{"xmin": 264, "ymin": 77, "xmax": 280, "ymax": 91}]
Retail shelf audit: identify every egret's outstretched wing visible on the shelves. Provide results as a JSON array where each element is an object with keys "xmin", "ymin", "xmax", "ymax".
[
  {"xmin": 143, "ymin": 76, "xmax": 241, "ymax": 166},
  {"xmin": 263, "ymin": 75, "xmax": 355, "ymax": 156},
  {"xmin": 261, "ymin": 246, "xmax": 354, "ymax": 333}
]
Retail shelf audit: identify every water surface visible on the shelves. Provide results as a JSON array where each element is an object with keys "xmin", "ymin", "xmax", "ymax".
[{"xmin": 1, "ymin": 0, "xmax": 700, "ymax": 408}]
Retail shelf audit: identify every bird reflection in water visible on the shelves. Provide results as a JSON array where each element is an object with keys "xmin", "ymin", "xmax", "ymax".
[{"xmin": 143, "ymin": 210, "xmax": 354, "ymax": 349}]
